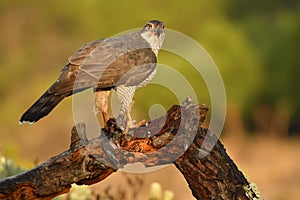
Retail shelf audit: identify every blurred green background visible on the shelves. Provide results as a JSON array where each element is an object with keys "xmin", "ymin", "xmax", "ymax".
[{"xmin": 0, "ymin": 0, "xmax": 300, "ymax": 199}]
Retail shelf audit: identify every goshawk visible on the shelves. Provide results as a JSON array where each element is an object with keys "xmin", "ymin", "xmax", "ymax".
[{"xmin": 20, "ymin": 20, "xmax": 165, "ymax": 128}]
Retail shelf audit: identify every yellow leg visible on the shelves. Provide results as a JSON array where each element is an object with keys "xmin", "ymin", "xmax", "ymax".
[
  {"xmin": 94, "ymin": 90, "xmax": 110, "ymax": 124},
  {"xmin": 125, "ymin": 101, "xmax": 137, "ymax": 128}
]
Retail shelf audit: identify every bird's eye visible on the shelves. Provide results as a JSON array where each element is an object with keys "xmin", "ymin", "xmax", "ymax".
[
  {"xmin": 147, "ymin": 24, "xmax": 153, "ymax": 29},
  {"xmin": 161, "ymin": 24, "xmax": 165, "ymax": 29}
]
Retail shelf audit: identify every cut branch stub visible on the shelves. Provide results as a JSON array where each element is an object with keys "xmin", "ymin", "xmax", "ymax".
[{"xmin": 70, "ymin": 123, "xmax": 88, "ymax": 148}]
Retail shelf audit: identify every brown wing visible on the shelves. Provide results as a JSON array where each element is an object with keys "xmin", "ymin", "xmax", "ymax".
[
  {"xmin": 98, "ymin": 48, "xmax": 157, "ymax": 88},
  {"xmin": 49, "ymin": 32, "xmax": 155, "ymax": 96}
]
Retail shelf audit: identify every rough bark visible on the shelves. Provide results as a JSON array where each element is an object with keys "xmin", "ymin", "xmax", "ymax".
[
  {"xmin": 174, "ymin": 128, "xmax": 261, "ymax": 200},
  {"xmin": 0, "ymin": 99, "xmax": 261, "ymax": 200}
]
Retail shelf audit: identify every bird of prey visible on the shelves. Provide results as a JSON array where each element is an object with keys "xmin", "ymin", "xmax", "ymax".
[{"xmin": 20, "ymin": 20, "xmax": 165, "ymax": 129}]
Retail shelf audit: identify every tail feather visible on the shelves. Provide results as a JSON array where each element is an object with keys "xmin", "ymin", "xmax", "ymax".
[{"xmin": 20, "ymin": 91, "xmax": 66, "ymax": 124}]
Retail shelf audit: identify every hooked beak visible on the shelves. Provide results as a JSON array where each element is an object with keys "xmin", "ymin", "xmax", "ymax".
[{"xmin": 156, "ymin": 27, "xmax": 164, "ymax": 37}]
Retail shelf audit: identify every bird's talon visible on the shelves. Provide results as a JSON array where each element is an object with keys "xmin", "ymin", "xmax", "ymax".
[{"xmin": 137, "ymin": 119, "xmax": 147, "ymax": 126}]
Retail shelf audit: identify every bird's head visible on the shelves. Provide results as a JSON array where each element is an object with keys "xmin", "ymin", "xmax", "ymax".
[{"xmin": 140, "ymin": 20, "xmax": 165, "ymax": 54}]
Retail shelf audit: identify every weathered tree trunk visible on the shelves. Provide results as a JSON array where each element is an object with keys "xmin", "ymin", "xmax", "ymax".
[
  {"xmin": 174, "ymin": 128, "xmax": 260, "ymax": 200},
  {"xmin": 0, "ymin": 99, "xmax": 262, "ymax": 200}
]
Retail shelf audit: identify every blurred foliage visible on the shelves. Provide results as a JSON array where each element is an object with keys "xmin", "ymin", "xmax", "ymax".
[
  {"xmin": 55, "ymin": 184, "xmax": 92, "ymax": 200},
  {"xmin": 0, "ymin": 155, "xmax": 26, "ymax": 179},
  {"xmin": 149, "ymin": 182, "xmax": 174, "ymax": 200},
  {"xmin": 225, "ymin": 0, "xmax": 300, "ymax": 133},
  {"xmin": 54, "ymin": 176, "xmax": 173, "ymax": 200}
]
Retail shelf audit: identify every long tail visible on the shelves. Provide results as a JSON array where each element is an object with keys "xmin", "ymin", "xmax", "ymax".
[{"xmin": 19, "ymin": 91, "xmax": 67, "ymax": 124}]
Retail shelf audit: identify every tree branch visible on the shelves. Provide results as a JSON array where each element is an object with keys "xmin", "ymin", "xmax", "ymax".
[
  {"xmin": 0, "ymin": 98, "xmax": 262, "ymax": 199},
  {"xmin": 175, "ymin": 128, "xmax": 261, "ymax": 200}
]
